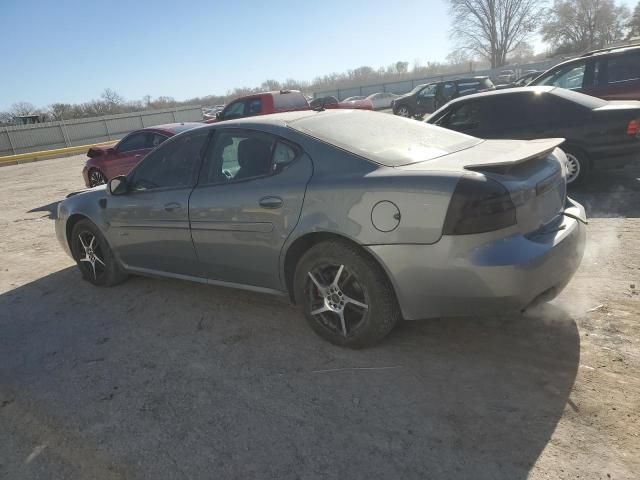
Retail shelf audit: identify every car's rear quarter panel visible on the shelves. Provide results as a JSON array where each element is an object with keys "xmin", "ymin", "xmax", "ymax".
[{"xmin": 286, "ymin": 138, "xmax": 461, "ymax": 246}]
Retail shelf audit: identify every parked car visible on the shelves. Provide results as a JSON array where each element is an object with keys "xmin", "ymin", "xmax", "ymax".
[
  {"xmin": 513, "ymin": 70, "xmax": 544, "ymax": 87},
  {"xmin": 205, "ymin": 90, "xmax": 309, "ymax": 123},
  {"xmin": 529, "ymin": 44, "xmax": 640, "ymax": 100},
  {"xmin": 392, "ymin": 77, "xmax": 495, "ymax": 118},
  {"xmin": 497, "ymin": 70, "xmax": 516, "ymax": 83},
  {"xmin": 82, "ymin": 123, "xmax": 201, "ymax": 187},
  {"xmin": 427, "ymin": 86, "xmax": 640, "ymax": 184},
  {"xmin": 309, "ymin": 96, "xmax": 374, "ymax": 110},
  {"xmin": 366, "ymin": 92, "xmax": 400, "ymax": 110},
  {"xmin": 343, "ymin": 96, "xmax": 366, "ymax": 102},
  {"xmin": 56, "ymin": 110, "xmax": 586, "ymax": 348}
]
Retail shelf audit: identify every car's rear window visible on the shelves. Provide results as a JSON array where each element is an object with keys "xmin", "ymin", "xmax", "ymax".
[
  {"xmin": 289, "ymin": 110, "xmax": 480, "ymax": 166},
  {"xmin": 551, "ymin": 88, "xmax": 607, "ymax": 109},
  {"xmin": 273, "ymin": 92, "xmax": 309, "ymax": 111}
]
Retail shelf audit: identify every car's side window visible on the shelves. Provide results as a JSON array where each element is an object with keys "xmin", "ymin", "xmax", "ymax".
[
  {"xmin": 607, "ymin": 52, "xmax": 640, "ymax": 84},
  {"xmin": 247, "ymin": 98, "xmax": 262, "ymax": 115},
  {"xmin": 222, "ymin": 101, "xmax": 246, "ymax": 120},
  {"xmin": 441, "ymin": 101, "xmax": 482, "ymax": 131},
  {"xmin": 117, "ymin": 132, "xmax": 149, "ymax": 153},
  {"xmin": 272, "ymin": 141, "xmax": 297, "ymax": 173},
  {"xmin": 200, "ymin": 131, "xmax": 299, "ymax": 185},
  {"xmin": 419, "ymin": 85, "xmax": 436, "ymax": 97},
  {"xmin": 148, "ymin": 133, "xmax": 168, "ymax": 149},
  {"xmin": 129, "ymin": 131, "xmax": 210, "ymax": 191},
  {"xmin": 539, "ymin": 62, "xmax": 586, "ymax": 89}
]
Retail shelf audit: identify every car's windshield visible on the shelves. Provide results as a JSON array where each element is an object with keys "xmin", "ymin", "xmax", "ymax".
[{"xmin": 289, "ymin": 110, "xmax": 480, "ymax": 166}]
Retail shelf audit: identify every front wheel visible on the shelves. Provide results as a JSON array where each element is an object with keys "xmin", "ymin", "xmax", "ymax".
[
  {"xmin": 293, "ymin": 240, "xmax": 401, "ymax": 348},
  {"xmin": 395, "ymin": 105, "xmax": 413, "ymax": 118},
  {"xmin": 88, "ymin": 169, "xmax": 107, "ymax": 187},
  {"xmin": 71, "ymin": 219, "xmax": 127, "ymax": 286}
]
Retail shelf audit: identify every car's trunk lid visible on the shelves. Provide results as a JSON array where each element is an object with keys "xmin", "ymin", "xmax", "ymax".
[{"xmin": 399, "ymin": 138, "xmax": 568, "ymax": 234}]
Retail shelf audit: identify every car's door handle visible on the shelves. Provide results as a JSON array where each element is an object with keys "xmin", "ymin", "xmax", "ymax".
[
  {"xmin": 164, "ymin": 202, "xmax": 182, "ymax": 212},
  {"xmin": 259, "ymin": 196, "xmax": 283, "ymax": 209},
  {"xmin": 134, "ymin": 154, "xmax": 142, "ymax": 158}
]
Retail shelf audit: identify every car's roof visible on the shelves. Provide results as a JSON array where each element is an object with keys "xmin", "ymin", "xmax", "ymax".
[
  {"xmin": 579, "ymin": 43, "xmax": 640, "ymax": 57},
  {"xmin": 221, "ymin": 109, "xmax": 480, "ymax": 166},
  {"xmin": 144, "ymin": 122, "xmax": 203, "ymax": 134},
  {"xmin": 540, "ymin": 44, "xmax": 640, "ymax": 72},
  {"xmin": 444, "ymin": 86, "xmax": 555, "ymax": 104}
]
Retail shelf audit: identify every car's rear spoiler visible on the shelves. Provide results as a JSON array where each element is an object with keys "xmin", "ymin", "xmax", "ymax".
[
  {"xmin": 397, "ymin": 138, "xmax": 565, "ymax": 172},
  {"xmin": 463, "ymin": 138, "xmax": 565, "ymax": 169}
]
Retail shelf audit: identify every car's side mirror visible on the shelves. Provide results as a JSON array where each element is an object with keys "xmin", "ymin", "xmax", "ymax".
[
  {"xmin": 108, "ymin": 175, "xmax": 128, "ymax": 195},
  {"xmin": 216, "ymin": 112, "xmax": 222, "ymax": 120}
]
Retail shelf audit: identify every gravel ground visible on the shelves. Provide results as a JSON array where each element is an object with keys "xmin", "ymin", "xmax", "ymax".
[{"xmin": 0, "ymin": 154, "xmax": 639, "ymax": 480}]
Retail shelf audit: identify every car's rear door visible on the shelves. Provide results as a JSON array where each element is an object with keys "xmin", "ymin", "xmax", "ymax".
[
  {"xmin": 105, "ymin": 130, "xmax": 211, "ymax": 276},
  {"xmin": 189, "ymin": 128, "xmax": 313, "ymax": 291},
  {"xmin": 598, "ymin": 51, "xmax": 640, "ymax": 100}
]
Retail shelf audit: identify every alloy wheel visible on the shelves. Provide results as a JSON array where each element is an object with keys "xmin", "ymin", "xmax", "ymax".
[
  {"xmin": 565, "ymin": 152, "xmax": 581, "ymax": 184},
  {"xmin": 77, "ymin": 231, "xmax": 106, "ymax": 280},
  {"xmin": 305, "ymin": 264, "xmax": 369, "ymax": 337},
  {"xmin": 397, "ymin": 106, "xmax": 410, "ymax": 117},
  {"xmin": 89, "ymin": 170, "xmax": 107, "ymax": 187}
]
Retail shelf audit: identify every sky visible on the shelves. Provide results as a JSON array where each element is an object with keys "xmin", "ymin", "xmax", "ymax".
[{"xmin": 0, "ymin": 0, "xmax": 637, "ymax": 111}]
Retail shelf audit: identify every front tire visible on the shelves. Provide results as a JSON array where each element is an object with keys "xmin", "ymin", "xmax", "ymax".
[
  {"xmin": 293, "ymin": 240, "xmax": 401, "ymax": 348},
  {"xmin": 88, "ymin": 168, "xmax": 107, "ymax": 187},
  {"xmin": 395, "ymin": 105, "xmax": 413, "ymax": 118},
  {"xmin": 71, "ymin": 219, "xmax": 127, "ymax": 286}
]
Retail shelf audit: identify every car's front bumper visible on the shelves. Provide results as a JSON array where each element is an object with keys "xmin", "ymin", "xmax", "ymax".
[
  {"xmin": 54, "ymin": 202, "xmax": 73, "ymax": 258},
  {"xmin": 367, "ymin": 198, "xmax": 587, "ymax": 321}
]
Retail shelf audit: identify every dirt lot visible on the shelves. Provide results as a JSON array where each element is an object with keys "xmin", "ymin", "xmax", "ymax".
[{"xmin": 1, "ymin": 154, "xmax": 639, "ymax": 479}]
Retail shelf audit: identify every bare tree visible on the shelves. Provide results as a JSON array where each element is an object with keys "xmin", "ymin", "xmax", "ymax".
[
  {"xmin": 541, "ymin": 0, "xmax": 630, "ymax": 52},
  {"xmin": 448, "ymin": 0, "xmax": 543, "ymax": 68},
  {"xmin": 9, "ymin": 102, "xmax": 36, "ymax": 117},
  {"xmin": 48, "ymin": 103, "xmax": 72, "ymax": 121}
]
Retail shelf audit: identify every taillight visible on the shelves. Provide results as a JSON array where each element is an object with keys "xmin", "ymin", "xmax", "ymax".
[
  {"xmin": 443, "ymin": 175, "xmax": 516, "ymax": 235},
  {"xmin": 627, "ymin": 119, "xmax": 640, "ymax": 136}
]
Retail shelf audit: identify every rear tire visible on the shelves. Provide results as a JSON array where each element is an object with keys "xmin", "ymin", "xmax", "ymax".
[
  {"xmin": 562, "ymin": 147, "xmax": 589, "ymax": 186},
  {"xmin": 293, "ymin": 240, "xmax": 401, "ymax": 348},
  {"xmin": 71, "ymin": 219, "xmax": 127, "ymax": 287}
]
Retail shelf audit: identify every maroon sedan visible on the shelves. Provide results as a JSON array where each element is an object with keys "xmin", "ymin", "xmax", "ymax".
[{"xmin": 82, "ymin": 123, "xmax": 201, "ymax": 187}]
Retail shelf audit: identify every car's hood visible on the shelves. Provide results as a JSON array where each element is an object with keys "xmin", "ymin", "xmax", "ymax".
[{"xmin": 397, "ymin": 138, "xmax": 565, "ymax": 172}]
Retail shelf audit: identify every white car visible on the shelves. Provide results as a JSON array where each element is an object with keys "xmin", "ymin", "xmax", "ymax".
[{"xmin": 366, "ymin": 92, "xmax": 400, "ymax": 110}]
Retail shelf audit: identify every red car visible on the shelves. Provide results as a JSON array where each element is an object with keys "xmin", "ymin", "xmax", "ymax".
[
  {"xmin": 206, "ymin": 90, "xmax": 310, "ymax": 123},
  {"xmin": 82, "ymin": 123, "xmax": 201, "ymax": 187}
]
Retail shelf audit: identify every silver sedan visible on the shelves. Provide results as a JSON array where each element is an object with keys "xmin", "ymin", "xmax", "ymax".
[{"xmin": 55, "ymin": 110, "xmax": 586, "ymax": 347}]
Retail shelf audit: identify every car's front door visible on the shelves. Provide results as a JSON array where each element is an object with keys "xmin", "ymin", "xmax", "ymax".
[
  {"xmin": 105, "ymin": 129, "xmax": 211, "ymax": 276},
  {"xmin": 189, "ymin": 128, "xmax": 313, "ymax": 290},
  {"xmin": 105, "ymin": 132, "xmax": 152, "ymax": 179},
  {"xmin": 415, "ymin": 84, "xmax": 437, "ymax": 115}
]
